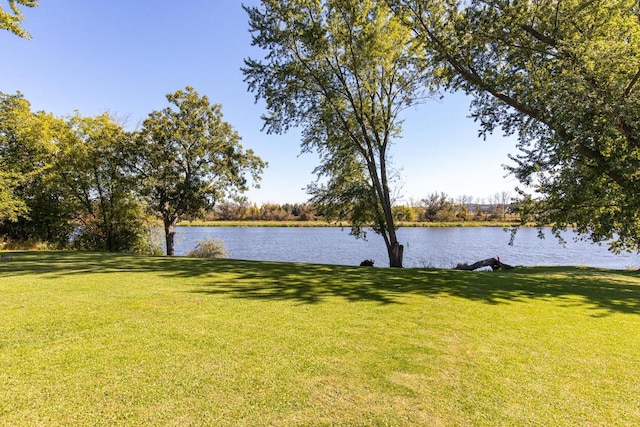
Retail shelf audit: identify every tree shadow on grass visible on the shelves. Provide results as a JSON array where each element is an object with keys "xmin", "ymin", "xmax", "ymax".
[{"xmin": 2, "ymin": 251, "xmax": 640, "ymax": 315}]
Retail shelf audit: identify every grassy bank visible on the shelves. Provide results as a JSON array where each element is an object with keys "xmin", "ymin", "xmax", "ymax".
[
  {"xmin": 178, "ymin": 219, "xmax": 519, "ymax": 228},
  {"xmin": 1, "ymin": 252, "xmax": 639, "ymax": 425}
]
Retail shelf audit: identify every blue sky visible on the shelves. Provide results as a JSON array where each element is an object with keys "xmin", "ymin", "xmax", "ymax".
[{"xmin": 1, "ymin": 0, "xmax": 519, "ymax": 204}]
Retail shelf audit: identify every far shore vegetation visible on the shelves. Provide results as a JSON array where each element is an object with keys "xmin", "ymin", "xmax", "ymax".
[
  {"xmin": 178, "ymin": 219, "xmax": 519, "ymax": 228},
  {"xmin": 179, "ymin": 193, "xmax": 519, "ymax": 227}
]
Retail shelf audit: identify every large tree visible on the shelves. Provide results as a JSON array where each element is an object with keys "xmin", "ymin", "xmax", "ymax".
[
  {"xmin": 54, "ymin": 113, "xmax": 151, "ymax": 252},
  {"xmin": 243, "ymin": 0, "xmax": 430, "ymax": 267},
  {"xmin": 0, "ymin": 92, "xmax": 72, "ymax": 244},
  {"xmin": 1, "ymin": 0, "xmax": 38, "ymax": 39},
  {"xmin": 395, "ymin": 0, "xmax": 640, "ymax": 252},
  {"xmin": 136, "ymin": 87, "xmax": 265, "ymax": 256},
  {"xmin": 0, "ymin": 93, "xmax": 30, "ymax": 222},
  {"xmin": 0, "ymin": 92, "xmax": 151, "ymax": 249}
]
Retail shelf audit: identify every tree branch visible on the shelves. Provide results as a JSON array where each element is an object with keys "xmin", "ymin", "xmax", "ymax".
[
  {"xmin": 520, "ymin": 24, "xmax": 557, "ymax": 47},
  {"xmin": 624, "ymin": 66, "xmax": 640, "ymax": 98}
]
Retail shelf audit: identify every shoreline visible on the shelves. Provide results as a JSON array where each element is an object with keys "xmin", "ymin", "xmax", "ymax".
[{"xmin": 177, "ymin": 220, "xmax": 522, "ymax": 228}]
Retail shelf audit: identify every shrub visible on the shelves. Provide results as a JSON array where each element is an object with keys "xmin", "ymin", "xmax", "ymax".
[
  {"xmin": 132, "ymin": 223, "xmax": 165, "ymax": 256},
  {"xmin": 187, "ymin": 237, "xmax": 229, "ymax": 259},
  {"xmin": 0, "ymin": 238, "xmax": 57, "ymax": 251}
]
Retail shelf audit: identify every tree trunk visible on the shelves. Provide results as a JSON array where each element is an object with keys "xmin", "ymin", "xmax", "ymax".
[
  {"xmin": 388, "ymin": 241, "xmax": 404, "ymax": 268},
  {"xmin": 454, "ymin": 257, "xmax": 513, "ymax": 271},
  {"xmin": 164, "ymin": 219, "xmax": 176, "ymax": 256}
]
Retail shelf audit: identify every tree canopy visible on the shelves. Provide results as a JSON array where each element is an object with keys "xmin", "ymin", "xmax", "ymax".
[
  {"xmin": 243, "ymin": 0, "xmax": 431, "ymax": 267},
  {"xmin": 0, "ymin": 92, "xmax": 157, "ymax": 251},
  {"xmin": 0, "ymin": 89, "xmax": 263, "ymax": 255},
  {"xmin": 395, "ymin": 0, "xmax": 640, "ymax": 252},
  {"xmin": 0, "ymin": 93, "xmax": 31, "ymax": 222},
  {"xmin": 136, "ymin": 87, "xmax": 265, "ymax": 256},
  {"xmin": 0, "ymin": 0, "xmax": 38, "ymax": 39},
  {"xmin": 54, "ymin": 113, "xmax": 150, "ymax": 252},
  {"xmin": 0, "ymin": 92, "xmax": 57, "ymax": 226}
]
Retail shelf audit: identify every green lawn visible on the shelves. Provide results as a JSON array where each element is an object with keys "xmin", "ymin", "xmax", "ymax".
[{"xmin": 1, "ymin": 252, "xmax": 639, "ymax": 426}]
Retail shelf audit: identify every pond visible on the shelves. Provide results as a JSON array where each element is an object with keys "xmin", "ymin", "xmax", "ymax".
[{"xmin": 173, "ymin": 226, "xmax": 640, "ymax": 269}]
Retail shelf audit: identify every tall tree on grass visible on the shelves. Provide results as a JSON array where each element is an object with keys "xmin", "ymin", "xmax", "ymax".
[
  {"xmin": 136, "ymin": 87, "xmax": 265, "ymax": 256},
  {"xmin": 0, "ymin": 92, "xmax": 32, "ymax": 223},
  {"xmin": 54, "ymin": 114, "xmax": 152, "ymax": 252},
  {"xmin": 0, "ymin": 92, "xmax": 72, "ymax": 244},
  {"xmin": 394, "ymin": 0, "xmax": 640, "ymax": 252},
  {"xmin": 243, "ymin": 0, "xmax": 430, "ymax": 267},
  {"xmin": 1, "ymin": 0, "xmax": 38, "ymax": 39}
]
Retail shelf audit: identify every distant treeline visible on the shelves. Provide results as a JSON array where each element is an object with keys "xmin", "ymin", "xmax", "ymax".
[{"xmin": 204, "ymin": 192, "xmax": 517, "ymax": 223}]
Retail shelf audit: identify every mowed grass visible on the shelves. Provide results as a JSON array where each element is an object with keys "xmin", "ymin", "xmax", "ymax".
[{"xmin": 1, "ymin": 252, "xmax": 639, "ymax": 426}]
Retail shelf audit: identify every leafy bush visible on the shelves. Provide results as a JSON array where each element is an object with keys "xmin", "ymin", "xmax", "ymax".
[
  {"xmin": 0, "ymin": 238, "xmax": 56, "ymax": 251},
  {"xmin": 187, "ymin": 237, "xmax": 229, "ymax": 259},
  {"xmin": 131, "ymin": 222, "xmax": 164, "ymax": 256}
]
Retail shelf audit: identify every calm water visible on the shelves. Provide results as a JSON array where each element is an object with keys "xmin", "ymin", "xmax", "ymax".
[{"xmin": 173, "ymin": 226, "xmax": 640, "ymax": 269}]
